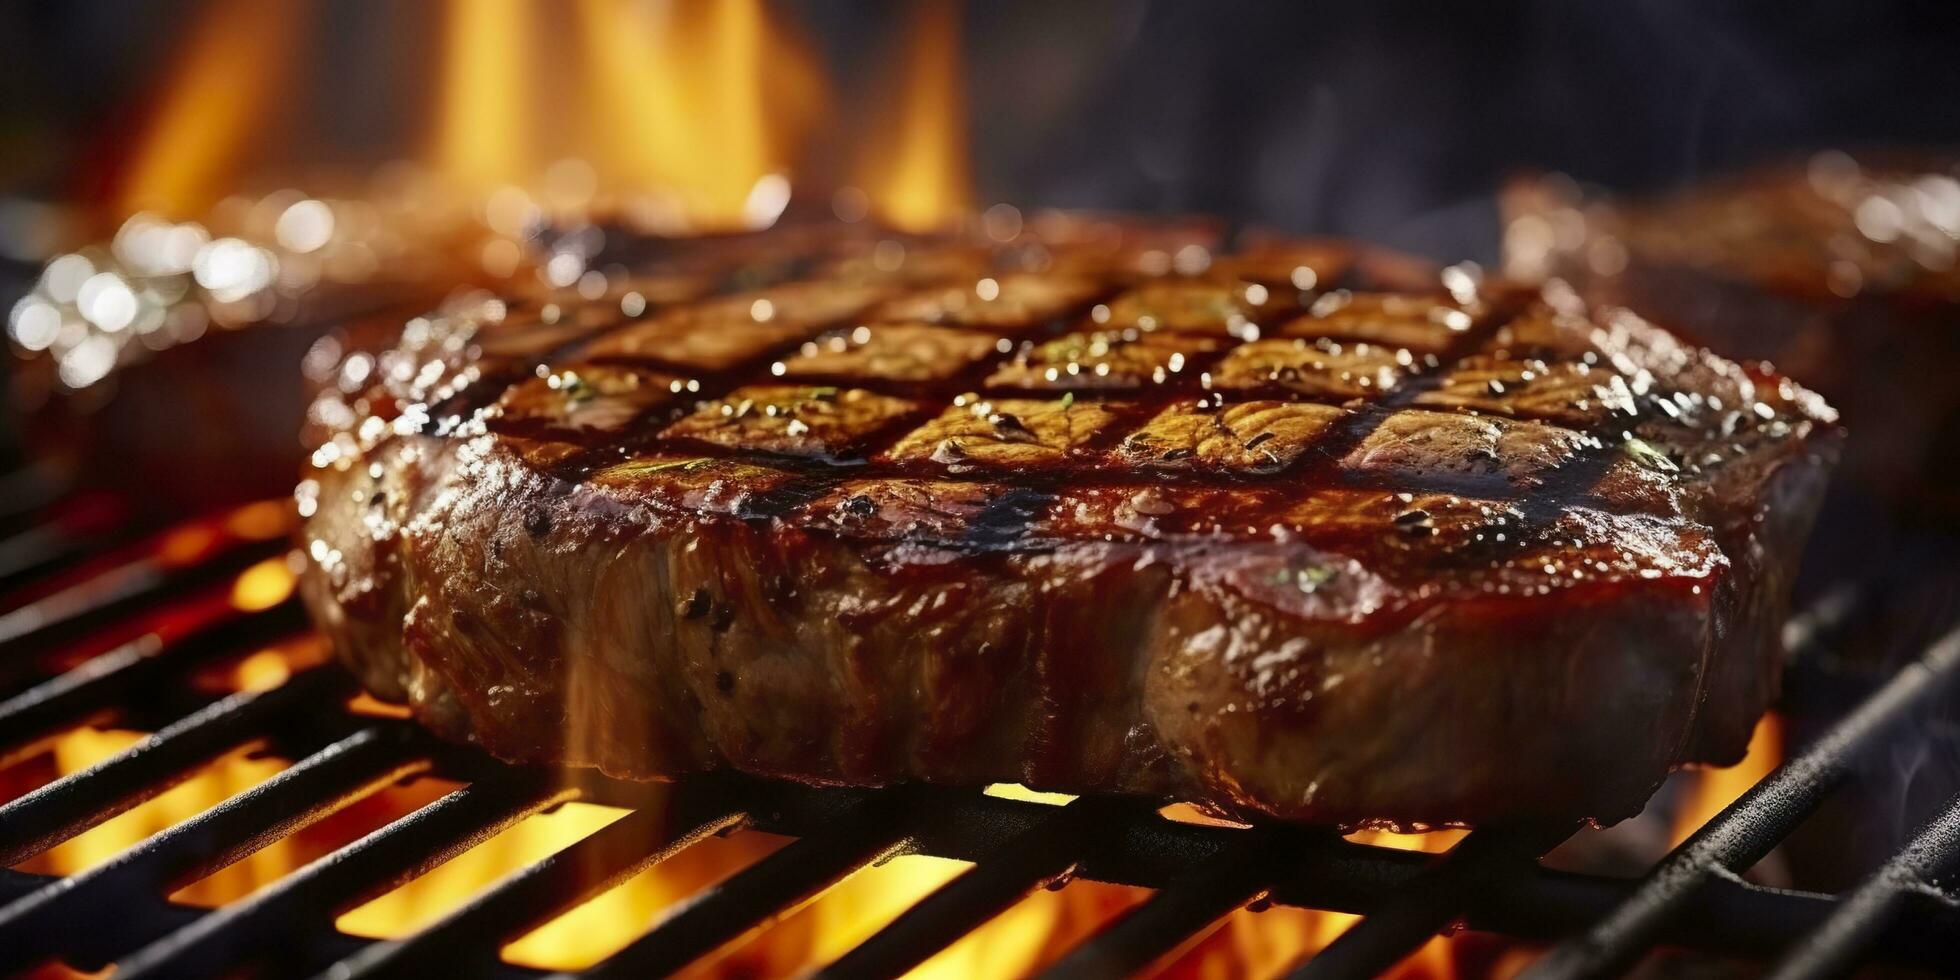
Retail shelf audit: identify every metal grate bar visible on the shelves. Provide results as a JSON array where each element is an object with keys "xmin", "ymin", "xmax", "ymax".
[
  {"xmin": 1286, "ymin": 824, "xmax": 1572, "ymax": 980},
  {"xmin": 0, "ymin": 724, "xmax": 424, "ymax": 973},
  {"xmin": 1465, "ymin": 850, "xmax": 1960, "ymax": 970},
  {"xmin": 0, "ymin": 704, "xmax": 1951, "ymax": 974},
  {"xmin": 1765, "ymin": 789, "xmax": 1960, "ymax": 980},
  {"xmin": 720, "ymin": 779, "xmax": 1960, "ymax": 969},
  {"xmin": 0, "ymin": 536, "xmax": 282, "ymax": 654},
  {"xmin": 577, "ymin": 793, "xmax": 922, "ymax": 980},
  {"xmin": 0, "ymin": 463, "xmax": 67, "ymax": 533},
  {"xmin": 114, "ymin": 770, "xmax": 568, "ymax": 980},
  {"xmin": 1524, "ymin": 622, "xmax": 1960, "ymax": 980},
  {"xmin": 0, "ymin": 497, "xmax": 1950, "ymax": 977},
  {"xmin": 0, "ymin": 557, "xmax": 167, "ymax": 648},
  {"xmin": 0, "ymin": 866, "xmax": 458, "ymax": 976},
  {"xmin": 0, "ymin": 666, "xmax": 349, "ymax": 865},
  {"xmin": 1034, "ymin": 831, "xmax": 1283, "ymax": 980},
  {"xmin": 327, "ymin": 794, "xmax": 748, "ymax": 979},
  {"xmin": 0, "ymin": 493, "xmax": 124, "ymax": 593},
  {"xmin": 0, "ymin": 603, "xmax": 304, "ymax": 760},
  {"xmin": 812, "ymin": 796, "xmax": 1141, "ymax": 980}
]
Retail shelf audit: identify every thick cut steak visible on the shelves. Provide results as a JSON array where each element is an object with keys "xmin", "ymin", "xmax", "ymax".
[{"xmin": 298, "ymin": 225, "xmax": 1837, "ymax": 828}]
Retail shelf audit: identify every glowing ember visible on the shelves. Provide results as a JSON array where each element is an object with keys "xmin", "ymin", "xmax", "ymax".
[
  {"xmin": 223, "ymin": 499, "xmax": 296, "ymax": 540},
  {"xmin": 228, "ymin": 556, "xmax": 297, "ymax": 612}
]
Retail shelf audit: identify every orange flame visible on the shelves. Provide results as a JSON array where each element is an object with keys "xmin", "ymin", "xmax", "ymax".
[
  {"xmin": 334, "ymin": 801, "xmax": 782, "ymax": 970},
  {"xmin": 1670, "ymin": 713, "xmax": 1783, "ymax": 847},
  {"xmin": 114, "ymin": 0, "xmax": 305, "ymax": 218},
  {"xmin": 724, "ymin": 786, "xmax": 1149, "ymax": 976},
  {"xmin": 12, "ymin": 730, "xmax": 283, "ymax": 896},
  {"xmin": 229, "ymin": 556, "xmax": 297, "ymax": 612},
  {"xmin": 858, "ymin": 0, "xmax": 972, "ymax": 231},
  {"xmin": 118, "ymin": 0, "xmax": 972, "ymax": 235},
  {"xmin": 571, "ymin": 0, "xmax": 826, "ymax": 229},
  {"xmin": 431, "ymin": 0, "xmax": 533, "ymax": 193}
]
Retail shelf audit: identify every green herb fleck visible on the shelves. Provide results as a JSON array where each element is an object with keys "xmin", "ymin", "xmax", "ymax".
[
  {"xmin": 1271, "ymin": 564, "xmax": 1337, "ymax": 593},
  {"xmin": 557, "ymin": 374, "xmax": 599, "ymax": 405},
  {"xmin": 1623, "ymin": 436, "xmax": 1679, "ymax": 472},
  {"xmin": 620, "ymin": 458, "xmax": 710, "ymax": 475}
]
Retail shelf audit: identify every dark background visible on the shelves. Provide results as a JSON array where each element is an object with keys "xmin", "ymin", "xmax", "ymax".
[{"xmin": 4, "ymin": 0, "xmax": 1959, "ymax": 261}]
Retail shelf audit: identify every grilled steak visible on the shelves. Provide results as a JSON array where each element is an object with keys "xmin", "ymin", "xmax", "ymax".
[{"xmin": 298, "ymin": 223, "xmax": 1837, "ymax": 828}]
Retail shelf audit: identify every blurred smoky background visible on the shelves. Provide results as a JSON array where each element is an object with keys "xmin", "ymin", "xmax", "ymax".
[{"xmin": 5, "ymin": 0, "xmax": 1960, "ymax": 266}]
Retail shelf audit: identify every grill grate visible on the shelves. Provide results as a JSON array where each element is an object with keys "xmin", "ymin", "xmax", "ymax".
[{"xmin": 1, "ymin": 495, "xmax": 1958, "ymax": 978}]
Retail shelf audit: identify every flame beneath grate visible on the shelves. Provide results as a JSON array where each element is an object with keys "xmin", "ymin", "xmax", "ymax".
[
  {"xmin": 339, "ymin": 799, "xmax": 774, "ymax": 971},
  {"xmin": 0, "ymin": 538, "xmax": 1800, "ymax": 977},
  {"xmin": 0, "ymin": 585, "xmax": 1457, "ymax": 978},
  {"xmin": 1669, "ymin": 713, "xmax": 1784, "ymax": 848},
  {"xmin": 12, "ymin": 729, "xmax": 289, "ymax": 904}
]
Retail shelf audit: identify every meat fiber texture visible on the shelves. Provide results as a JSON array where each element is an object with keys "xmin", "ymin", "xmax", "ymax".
[{"xmin": 298, "ymin": 223, "xmax": 1837, "ymax": 829}]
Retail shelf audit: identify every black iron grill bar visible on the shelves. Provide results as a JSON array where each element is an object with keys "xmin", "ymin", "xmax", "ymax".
[
  {"xmin": 1285, "ymin": 824, "xmax": 1574, "ymax": 980},
  {"xmin": 0, "ymin": 665, "xmax": 350, "ymax": 865},
  {"xmin": 1470, "ymin": 859, "xmax": 1947, "ymax": 961},
  {"xmin": 1035, "ymin": 830, "xmax": 1284, "ymax": 979},
  {"xmin": 1766, "ymin": 789, "xmax": 1960, "ymax": 980},
  {"xmin": 326, "ymin": 796, "xmax": 750, "ymax": 980},
  {"xmin": 0, "ymin": 535, "xmax": 284, "ymax": 655},
  {"xmin": 0, "ymin": 508, "xmax": 115, "ymax": 594},
  {"xmin": 5, "ymin": 787, "xmax": 1959, "ymax": 974},
  {"xmin": 1524, "ymin": 621, "xmax": 1960, "ymax": 980},
  {"xmin": 114, "ymin": 771, "xmax": 570, "ymax": 980},
  {"xmin": 0, "ymin": 867, "xmax": 217, "ymax": 963},
  {"xmin": 0, "ymin": 602, "xmax": 305, "ymax": 764},
  {"xmin": 4, "ymin": 734, "xmax": 1960, "ymax": 975},
  {"xmin": 0, "ymin": 724, "xmax": 426, "ymax": 974},
  {"xmin": 812, "ymin": 796, "xmax": 1144, "ymax": 980},
  {"xmin": 574, "ymin": 792, "xmax": 923, "ymax": 980}
]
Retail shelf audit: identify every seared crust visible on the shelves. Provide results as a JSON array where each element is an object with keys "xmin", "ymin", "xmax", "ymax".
[{"xmin": 298, "ymin": 224, "xmax": 1837, "ymax": 827}]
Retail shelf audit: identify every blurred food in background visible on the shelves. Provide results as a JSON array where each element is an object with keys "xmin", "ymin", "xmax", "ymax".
[{"xmin": 1502, "ymin": 154, "xmax": 1960, "ymax": 520}]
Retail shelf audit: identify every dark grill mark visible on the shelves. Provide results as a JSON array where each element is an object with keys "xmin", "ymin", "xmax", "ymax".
[
  {"xmin": 679, "ymin": 587, "xmax": 712, "ymax": 620},
  {"xmin": 311, "ymin": 224, "xmax": 1820, "ymax": 580}
]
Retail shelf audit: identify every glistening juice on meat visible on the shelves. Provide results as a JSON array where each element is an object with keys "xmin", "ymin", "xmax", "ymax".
[{"xmin": 297, "ymin": 223, "xmax": 1839, "ymax": 830}]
